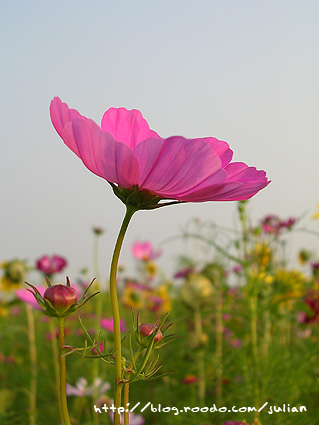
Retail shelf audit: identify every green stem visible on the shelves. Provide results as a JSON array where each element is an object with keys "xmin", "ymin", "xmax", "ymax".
[
  {"xmin": 123, "ymin": 349, "xmax": 142, "ymax": 425},
  {"xmin": 26, "ymin": 304, "xmax": 37, "ymax": 425},
  {"xmin": 249, "ymin": 294, "xmax": 260, "ymax": 413},
  {"xmin": 110, "ymin": 205, "xmax": 137, "ymax": 425},
  {"xmin": 238, "ymin": 201, "xmax": 260, "ymax": 417},
  {"xmin": 58, "ymin": 317, "xmax": 72, "ymax": 425},
  {"xmin": 123, "ymin": 382, "xmax": 130, "ymax": 425},
  {"xmin": 215, "ymin": 285, "xmax": 223, "ymax": 405},
  {"xmin": 49, "ymin": 318, "xmax": 63, "ymax": 424},
  {"xmin": 93, "ymin": 234, "xmax": 103, "ymax": 425},
  {"xmin": 194, "ymin": 306, "xmax": 205, "ymax": 405}
]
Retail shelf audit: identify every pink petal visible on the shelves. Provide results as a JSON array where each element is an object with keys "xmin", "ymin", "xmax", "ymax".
[
  {"xmin": 176, "ymin": 168, "xmax": 227, "ymax": 196},
  {"xmin": 134, "ymin": 136, "xmax": 222, "ymax": 196},
  {"xmin": 101, "ymin": 107, "xmax": 160, "ymax": 150},
  {"xmin": 50, "ymin": 98, "xmax": 140, "ymax": 188},
  {"xmin": 68, "ymin": 118, "xmax": 140, "ymax": 188},
  {"xmin": 131, "ymin": 241, "xmax": 153, "ymax": 260},
  {"xmin": 50, "ymin": 97, "xmax": 86, "ymax": 156},
  {"xmin": 177, "ymin": 163, "xmax": 270, "ymax": 202},
  {"xmin": 202, "ymin": 137, "xmax": 233, "ymax": 167}
]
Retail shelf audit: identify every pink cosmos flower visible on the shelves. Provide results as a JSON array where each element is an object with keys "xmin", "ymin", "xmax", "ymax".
[
  {"xmin": 182, "ymin": 374, "xmax": 199, "ymax": 384},
  {"xmin": 149, "ymin": 296, "xmax": 164, "ymax": 312},
  {"xmin": 174, "ymin": 267, "xmax": 193, "ymax": 279},
  {"xmin": 36, "ymin": 255, "xmax": 67, "ymax": 276},
  {"xmin": 230, "ymin": 338, "xmax": 242, "ymax": 348},
  {"xmin": 125, "ymin": 280, "xmax": 151, "ymax": 292},
  {"xmin": 131, "ymin": 241, "xmax": 162, "ymax": 260},
  {"xmin": 261, "ymin": 215, "xmax": 296, "ymax": 236},
  {"xmin": 109, "ymin": 411, "xmax": 145, "ymax": 425},
  {"xmin": 222, "ymin": 422, "xmax": 248, "ymax": 425},
  {"xmin": 50, "ymin": 98, "xmax": 269, "ymax": 208},
  {"xmin": 0, "ymin": 353, "xmax": 15, "ymax": 363},
  {"xmin": 66, "ymin": 377, "xmax": 111, "ymax": 397},
  {"xmin": 100, "ymin": 317, "xmax": 128, "ymax": 333},
  {"xmin": 298, "ymin": 289, "xmax": 319, "ymax": 324},
  {"xmin": 261, "ymin": 215, "xmax": 282, "ymax": 234},
  {"xmin": 311, "ymin": 262, "xmax": 319, "ymax": 279}
]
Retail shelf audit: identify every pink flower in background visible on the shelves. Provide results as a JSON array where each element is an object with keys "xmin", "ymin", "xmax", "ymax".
[
  {"xmin": 298, "ymin": 290, "xmax": 319, "ymax": 324},
  {"xmin": 0, "ymin": 353, "xmax": 15, "ymax": 364},
  {"xmin": 174, "ymin": 267, "xmax": 193, "ymax": 279},
  {"xmin": 182, "ymin": 374, "xmax": 199, "ymax": 384},
  {"xmin": 230, "ymin": 338, "xmax": 242, "ymax": 348},
  {"xmin": 280, "ymin": 217, "xmax": 296, "ymax": 230},
  {"xmin": 149, "ymin": 296, "xmax": 164, "ymax": 312},
  {"xmin": 222, "ymin": 422, "xmax": 249, "ymax": 425},
  {"xmin": 101, "ymin": 317, "xmax": 128, "ymax": 333},
  {"xmin": 232, "ymin": 265, "xmax": 243, "ymax": 275},
  {"xmin": 131, "ymin": 241, "xmax": 162, "ymax": 261},
  {"xmin": 66, "ymin": 377, "xmax": 111, "ymax": 397},
  {"xmin": 109, "ymin": 411, "xmax": 145, "ymax": 425},
  {"xmin": 311, "ymin": 262, "xmax": 319, "ymax": 279},
  {"xmin": 36, "ymin": 255, "xmax": 67, "ymax": 276},
  {"xmin": 10, "ymin": 306, "xmax": 21, "ymax": 316},
  {"xmin": 50, "ymin": 98, "xmax": 269, "ymax": 206},
  {"xmin": 261, "ymin": 215, "xmax": 296, "ymax": 236},
  {"xmin": 16, "ymin": 286, "xmax": 46, "ymax": 310},
  {"xmin": 261, "ymin": 215, "xmax": 282, "ymax": 234},
  {"xmin": 125, "ymin": 280, "xmax": 151, "ymax": 292}
]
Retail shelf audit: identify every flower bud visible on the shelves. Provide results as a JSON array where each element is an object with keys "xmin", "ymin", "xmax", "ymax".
[
  {"xmin": 139, "ymin": 323, "xmax": 162, "ymax": 345},
  {"xmin": 44, "ymin": 284, "xmax": 78, "ymax": 315}
]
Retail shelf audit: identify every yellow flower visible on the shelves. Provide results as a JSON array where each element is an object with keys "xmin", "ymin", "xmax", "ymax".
[
  {"xmin": 312, "ymin": 204, "xmax": 319, "ymax": 220},
  {"xmin": 0, "ymin": 306, "xmax": 8, "ymax": 317},
  {"xmin": 272, "ymin": 268, "xmax": 308, "ymax": 305},
  {"xmin": 249, "ymin": 270, "xmax": 274, "ymax": 285},
  {"xmin": 121, "ymin": 285, "xmax": 145, "ymax": 309},
  {"xmin": 180, "ymin": 273, "xmax": 213, "ymax": 308},
  {"xmin": 144, "ymin": 260, "xmax": 158, "ymax": 279},
  {"xmin": 0, "ymin": 259, "xmax": 27, "ymax": 292},
  {"xmin": 298, "ymin": 249, "xmax": 312, "ymax": 265},
  {"xmin": 251, "ymin": 241, "xmax": 272, "ymax": 269},
  {"xmin": 153, "ymin": 284, "xmax": 171, "ymax": 314}
]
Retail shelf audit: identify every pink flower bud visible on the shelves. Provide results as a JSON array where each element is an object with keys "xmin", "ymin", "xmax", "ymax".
[
  {"xmin": 44, "ymin": 284, "xmax": 78, "ymax": 315},
  {"xmin": 139, "ymin": 323, "xmax": 162, "ymax": 344}
]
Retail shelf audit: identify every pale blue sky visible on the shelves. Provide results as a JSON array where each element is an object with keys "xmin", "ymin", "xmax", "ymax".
[{"xmin": 1, "ymin": 0, "xmax": 319, "ymax": 282}]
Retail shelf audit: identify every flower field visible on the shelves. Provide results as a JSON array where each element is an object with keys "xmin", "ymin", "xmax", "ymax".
[{"xmin": 1, "ymin": 203, "xmax": 318, "ymax": 425}]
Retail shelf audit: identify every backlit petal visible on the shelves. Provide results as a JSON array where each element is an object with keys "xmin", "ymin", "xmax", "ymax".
[
  {"xmin": 71, "ymin": 119, "xmax": 140, "ymax": 188},
  {"xmin": 177, "ymin": 163, "xmax": 270, "ymax": 202},
  {"xmin": 202, "ymin": 137, "xmax": 233, "ymax": 167},
  {"xmin": 50, "ymin": 97, "xmax": 86, "ymax": 156},
  {"xmin": 134, "ymin": 136, "xmax": 222, "ymax": 196},
  {"xmin": 101, "ymin": 107, "xmax": 159, "ymax": 149}
]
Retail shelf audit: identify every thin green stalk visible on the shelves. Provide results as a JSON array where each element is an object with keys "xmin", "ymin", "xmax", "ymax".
[
  {"xmin": 238, "ymin": 201, "xmax": 260, "ymax": 417},
  {"xmin": 249, "ymin": 293, "xmax": 261, "ymax": 417},
  {"xmin": 194, "ymin": 306, "xmax": 205, "ymax": 405},
  {"xmin": 123, "ymin": 382, "xmax": 130, "ymax": 425},
  {"xmin": 26, "ymin": 304, "xmax": 37, "ymax": 425},
  {"xmin": 123, "ymin": 348, "xmax": 143, "ymax": 425},
  {"xmin": 49, "ymin": 318, "xmax": 63, "ymax": 424},
  {"xmin": 262, "ymin": 284, "xmax": 272, "ymax": 359},
  {"xmin": 109, "ymin": 205, "xmax": 137, "ymax": 425},
  {"xmin": 58, "ymin": 317, "xmax": 71, "ymax": 425},
  {"xmin": 215, "ymin": 285, "xmax": 223, "ymax": 405},
  {"xmin": 92, "ymin": 233, "xmax": 103, "ymax": 425}
]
